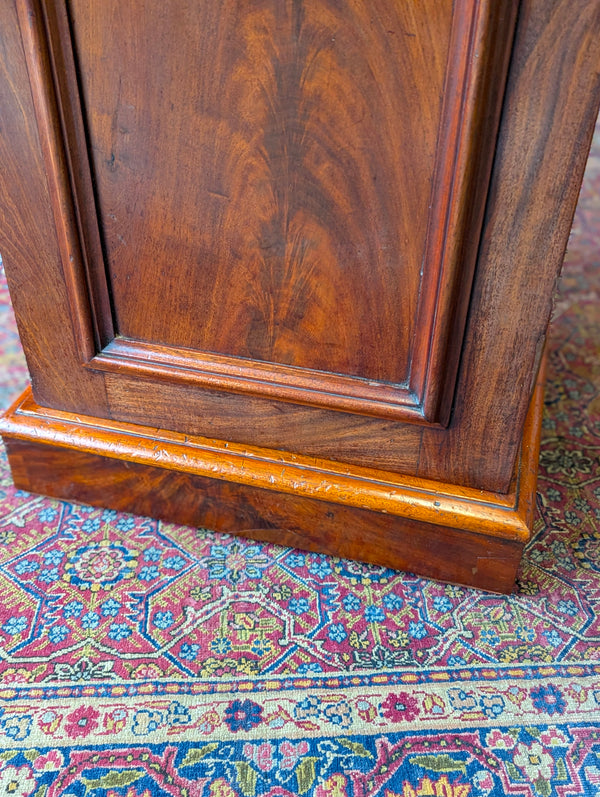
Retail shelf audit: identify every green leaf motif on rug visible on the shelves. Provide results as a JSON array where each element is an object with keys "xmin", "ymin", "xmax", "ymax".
[
  {"xmin": 534, "ymin": 777, "xmax": 552, "ymax": 797},
  {"xmin": 338, "ymin": 739, "xmax": 373, "ymax": 758},
  {"xmin": 409, "ymin": 754, "xmax": 467, "ymax": 774},
  {"xmin": 33, "ymin": 786, "xmax": 47, "ymax": 797},
  {"xmin": 23, "ymin": 750, "xmax": 40, "ymax": 762},
  {"xmin": 556, "ymin": 758, "xmax": 568, "ymax": 780},
  {"xmin": 180, "ymin": 744, "xmax": 219, "ymax": 768},
  {"xmin": 505, "ymin": 762, "xmax": 523, "ymax": 781},
  {"xmin": 82, "ymin": 770, "xmax": 144, "ymax": 791},
  {"xmin": 525, "ymin": 726, "xmax": 542, "ymax": 738},
  {"xmin": 0, "ymin": 752, "xmax": 18, "ymax": 763},
  {"xmin": 296, "ymin": 757, "xmax": 320, "ymax": 794},
  {"xmin": 235, "ymin": 761, "xmax": 257, "ymax": 797}
]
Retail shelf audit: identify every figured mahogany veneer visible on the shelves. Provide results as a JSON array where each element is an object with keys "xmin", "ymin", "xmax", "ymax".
[
  {"xmin": 12, "ymin": 0, "xmax": 519, "ymax": 428},
  {"xmin": 1, "ymin": 0, "xmax": 599, "ymax": 592}
]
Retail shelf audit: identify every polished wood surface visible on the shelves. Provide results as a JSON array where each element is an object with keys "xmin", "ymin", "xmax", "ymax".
[
  {"xmin": 4, "ymin": 439, "xmax": 527, "ymax": 593},
  {"xmin": 8, "ymin": 0, "xmax": 520, "ymax": 428},
  {"xmin": 66, "ymin": 0, "xmax": 511, "ymax": 421},
  {"xmin": 422, "ymin": 0, "xmax": 600, "ymax": 489},
  {"xmin": 71, "ymin": 0, "xmax": 449, "ymax": 381}
]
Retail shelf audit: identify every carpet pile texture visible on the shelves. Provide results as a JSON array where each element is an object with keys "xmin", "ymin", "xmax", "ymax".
[{"xmin": 0, "ymin": 130, "xmax": 598, "ymax": 796}]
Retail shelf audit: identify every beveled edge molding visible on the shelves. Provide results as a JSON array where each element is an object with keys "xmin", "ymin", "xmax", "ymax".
[
  {"xmin": 15, "ymin": 0, "xmax": 98, "ymax": 361},
  {"xmin": 90, "ymin": 337, "xmax": 425, "ymax": 423},
  {"xmin": 0, "ymin": 363, "xmax": 543, "ymax": 544},
  {"xmin": 412, "ymin": 0, "xmax": 520, "ymax": 424}
]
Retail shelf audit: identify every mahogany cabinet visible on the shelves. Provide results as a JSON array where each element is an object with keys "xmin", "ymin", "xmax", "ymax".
[{"xmin": 0, "ymin": 0, "xmax": 599, "ymax": 592}]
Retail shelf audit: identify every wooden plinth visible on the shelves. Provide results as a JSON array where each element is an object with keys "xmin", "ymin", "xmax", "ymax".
[{"xmin": 0, "ymin": 372, "xmax": 543, "ymax": 593}]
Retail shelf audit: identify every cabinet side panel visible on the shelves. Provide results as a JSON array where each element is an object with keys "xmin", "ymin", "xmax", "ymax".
[
  {"xmin": 420, "ymin": 0, "xmax": 600, "ymax": 490},
  {"xmin": 2, "ymin": 0, "xmax": 599, "ymax": 493},
  {"xmin": 57, "ymin": 0, "xmax": 520, "ymax": 432}
]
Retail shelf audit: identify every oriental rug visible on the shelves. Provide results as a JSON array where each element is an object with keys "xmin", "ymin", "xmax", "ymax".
[{"xmin": 0, "ymin": 138, "xmax": 598, "ymax": 797}]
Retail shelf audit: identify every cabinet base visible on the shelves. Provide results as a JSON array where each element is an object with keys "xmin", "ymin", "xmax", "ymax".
[{"xmin": 0, "ymin": 375, "xmax": 543, "ymax": 593}]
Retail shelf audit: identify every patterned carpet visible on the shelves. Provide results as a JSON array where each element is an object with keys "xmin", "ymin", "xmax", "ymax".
[{"xmin": 0, "ymin": 136, "xmax": 599, "ymax": 796}]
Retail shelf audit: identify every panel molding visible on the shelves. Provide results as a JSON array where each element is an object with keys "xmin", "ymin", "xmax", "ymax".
[
  {"xmin": 18, "ymin": 0, "xmax": 517, "ymax": 424},
  {"xmin": 90, "ymin": 337, "xmax": 424, "ymax": 422},
  {"xmin": 410, "ymin": 0, "xmax": 519, "ymax": 423},
  {"xmin": 15, "ymin": 0, "xmax": 98, "ymax": 361}
]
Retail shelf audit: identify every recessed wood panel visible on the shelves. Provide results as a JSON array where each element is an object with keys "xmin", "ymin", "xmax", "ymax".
[
  {"xmin": 16, "ymin": 0, "xmax": 517, "ymax": 423},
  {"xmin": 68, "ymin": 0, "xmax": 450, "ymax": 385}
]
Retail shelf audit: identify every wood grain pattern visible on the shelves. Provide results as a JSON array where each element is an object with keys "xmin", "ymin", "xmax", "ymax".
[
  {"xmin": 84, "ymin": 0, "xmax": 515, "ymax": 434},
  {"xmin": 60, "ymin": 0, "xmax": 517, "ymax": 424},
  {"xmin": 69, "ymin": 0, "xmax": 451, "ymax": 383},
  {"xmin": 14, "ymin": 0, "xmax": 96, "ymax": 362},
  {"xmin": 1, "ymin": 384, "xmax": 538, "ymax": 541},
  {"xmin": 91, "ymin": 336, "xmax": 424, "ymax": 422},
  {"xmin": 0, "ymin": 0, "xmax": 109, "ymax": 415},
  {"xmin": 413, "ymin": 0, "xmax": 519, "ymax": 423},
  {"xmin": 102, "ymin": 371, "xmax": 426, "ymax": 474},
  {"xmin": 0, "ymin": 367, "xmax": 544, "ymax": 591}
]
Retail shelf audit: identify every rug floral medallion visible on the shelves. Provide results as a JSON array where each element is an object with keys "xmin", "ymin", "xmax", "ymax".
[{"xmin": 0, "ymin": 143, "xmax": 599, "ymax": 797}]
